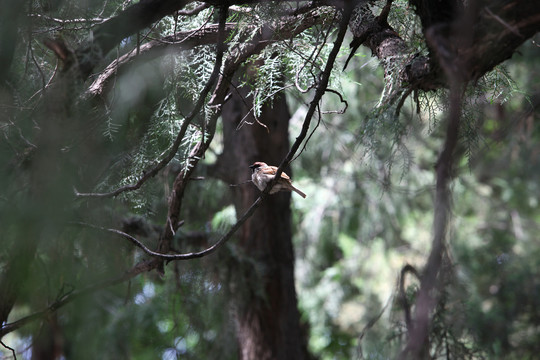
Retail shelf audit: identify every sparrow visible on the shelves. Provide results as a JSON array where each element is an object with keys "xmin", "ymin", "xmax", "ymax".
[{"xmin": 249, "ymin": 162, "xmax": 307, "ymax": 198}]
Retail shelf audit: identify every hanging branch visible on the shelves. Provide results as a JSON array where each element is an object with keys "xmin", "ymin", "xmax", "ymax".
[
  {"xmin": 75, "ymin": 223, "xmax": 221, "ymax": 260},
  {"xmin": 75, "ymin": 8, "xmax": 230, "ymax": 200},
  {"xmin": 86, "ymin": 23, "xmax": 238, "ymax": 97}
]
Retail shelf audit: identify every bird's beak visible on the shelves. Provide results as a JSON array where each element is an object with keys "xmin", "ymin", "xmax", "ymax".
[{"xmin": 248, "ymin": 164, "xmax": 256, "ymax": 169}]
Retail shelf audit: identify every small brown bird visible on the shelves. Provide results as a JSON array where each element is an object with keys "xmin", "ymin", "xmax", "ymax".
[{"xmin": 249, "ymin": 162, "xmax": 307, "ymax": 198}]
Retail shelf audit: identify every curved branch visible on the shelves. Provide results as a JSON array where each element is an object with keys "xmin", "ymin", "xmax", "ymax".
[
  {"xmin": 86, "ymin": 23, "xmax": 238, "ymax": 97},
  {"xmin": 73, "ymin": 0, "xmax": 191, "ymax": 78},
  {"xmin": 321, "ymin": 88, "xmax": 348, "ymax": 114},
  {"xmin": 399, "ymin": 264, "xmax": 420, "ymax": 334}
]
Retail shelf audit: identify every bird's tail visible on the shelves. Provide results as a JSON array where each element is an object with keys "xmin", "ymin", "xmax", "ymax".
[{"xmin": 292, "ymin": 186, "xmax": 307, "ymax": 198}]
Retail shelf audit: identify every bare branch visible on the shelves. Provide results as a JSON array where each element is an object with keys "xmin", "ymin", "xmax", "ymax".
[{"xmin": 321, "ymin": 88, "xmax": 348, "ymax": 114}]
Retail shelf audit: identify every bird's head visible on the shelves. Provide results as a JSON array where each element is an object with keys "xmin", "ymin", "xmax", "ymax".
[{"xmin": 249, "ymin": 161, "xmax": 267, "ymax": 172}]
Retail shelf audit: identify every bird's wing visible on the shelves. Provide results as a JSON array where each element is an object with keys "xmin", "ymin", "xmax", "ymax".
[
  {"xmin": 261, "ymin": 166, "xmax": 277, "ymax": 175},
  {"xmin": 261, "ymin": 165, "xmax": 292, "ymax": 181}
]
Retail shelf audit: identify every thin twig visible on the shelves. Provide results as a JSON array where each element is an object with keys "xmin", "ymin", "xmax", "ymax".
[
  {"xmin": 276, "ymin": 7, "xmax": 352, "ymax": 174},
  {"xmin": 26, "ymin": 60, "xmax": 59, "ymax": 104},
  {"xmin": 394, "ymin": 87, "xmax": 414, "ymax": 117},
  {"xmin": 0, "ymin": 340, "xmax": 16, "ymax": 359},
  {"xmin": 293, "ymin": 11, "xmax": 336, "ymax": 93},
  {"xmin": 321, "ymin": 88, "xmax": 348, "ymax": 114},
  {"xmin": 236, "ymin": 84, "xmax": 294, "ymax": 130}
]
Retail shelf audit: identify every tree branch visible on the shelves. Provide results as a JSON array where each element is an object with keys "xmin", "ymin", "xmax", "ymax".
[
  {"xmin": 114, "ymin": 4, "xmax": 353, "ymax": 268},
  {"xmin": 86, "ymin": 23, "xmax": 238, "ymax": 97},
  {"xmin": 399, "ymin": 79, "xmax": 462, "ymax": 360},
  {"xmin": 29, "ymin": 13, "xmax": 108, "ymax": 25},
  {"xmin": 347, "ymin": 0, "xmax": 540, "ymax": 106},
  {"xmin": 73, "ymin": 0, "xmax": 192, "ymax": 78}
]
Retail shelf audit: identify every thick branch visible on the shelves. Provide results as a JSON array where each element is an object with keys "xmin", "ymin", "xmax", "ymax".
[
  {"xmin": 453, "ymin": 1, "xmax": 540, "ymax": 81},
  {"xmin": 87, "ymin": 23, "xmax": 238, "ymax": 96},
  {"xmin": 74, "ymin": 0, "xmax": 191, "ymax": 78}
]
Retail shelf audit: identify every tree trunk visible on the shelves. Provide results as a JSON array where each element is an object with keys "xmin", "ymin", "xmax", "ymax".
[{"xmin": 214, "ymin": 84, "xmax": 309, "ymax": 359}]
